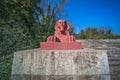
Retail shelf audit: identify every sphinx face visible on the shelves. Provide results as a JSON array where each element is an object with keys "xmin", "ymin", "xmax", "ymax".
[
  {"xmin": 56, "ymin": 20, "xmax": 67, "ymax": 33},
  {"xmin": 46, "ymin": 19, "xmax": 76, "ymax": 42}
]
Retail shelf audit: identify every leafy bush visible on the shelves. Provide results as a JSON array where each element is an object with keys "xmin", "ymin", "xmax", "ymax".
[{"xmin": 0, "ymin": 55, "xmax": 13, "ymax": 80}]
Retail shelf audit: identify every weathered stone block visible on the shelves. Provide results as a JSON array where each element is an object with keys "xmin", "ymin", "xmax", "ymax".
[{"xmin": 11, "ymin": 48, "xmax": 110, "ymax": 80}]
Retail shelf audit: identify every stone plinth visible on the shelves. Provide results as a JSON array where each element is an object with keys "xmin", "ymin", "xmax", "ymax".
[
  {"xmin": 11, "ymin": 48, "xmax": 110, "ymax": 80},
  {"xmin": 40, "ymin": 42, "xmax": 82, "ymax": 49}
]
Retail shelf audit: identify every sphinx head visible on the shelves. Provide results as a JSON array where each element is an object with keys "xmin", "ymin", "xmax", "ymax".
[{"xmin": 54, "ymin": 20, "xmax": 70, "ymax": 35}]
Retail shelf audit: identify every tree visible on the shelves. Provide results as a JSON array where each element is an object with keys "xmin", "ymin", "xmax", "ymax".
[
  {"xmin": 80, "ymin": 29, "xmax": 86, "ymax": 39},
  {"xmin": 74, "ymin": 27, "xmax": 120, "ymax": 39},
  {"xmin": 0, "ymin": 0, "xmax": 68, "ymax": 56},
  {"xmin": 39, "ymin": 0, "xmax": 68, "ymax": 35}
]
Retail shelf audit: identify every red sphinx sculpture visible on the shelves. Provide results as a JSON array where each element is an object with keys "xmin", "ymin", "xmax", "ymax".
[{"xmin": 40, "ymin": 20, "xmax": 82, "ymax": 49}]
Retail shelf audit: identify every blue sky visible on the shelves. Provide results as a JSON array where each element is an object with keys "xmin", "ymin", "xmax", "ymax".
[{"xmin": 65, "ymin": 0, "xmax": 120, "ymax": 34}]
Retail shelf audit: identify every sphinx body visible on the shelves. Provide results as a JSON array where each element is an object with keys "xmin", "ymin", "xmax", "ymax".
[{"xmin": 47, "ymin": 20, "xmax": 75, "ymax": 42}]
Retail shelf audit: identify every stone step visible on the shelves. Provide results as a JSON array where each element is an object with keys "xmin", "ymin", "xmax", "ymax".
[
  {"xmin": 108, "ymin": 56, "xmax": 120, "ymax": 59},
  {"xmin": 108, "ymin": 54, "xmax": 120, "ymax": 57},
  {"xmin": 107, "ymin": 53, "xmax": 120, "ymax": 56},
  {"xmin": 108, "ymin": 53, "xmax": 120, "ymax": 55},
  {"xmin": 108, "ymin": 57, "xmax": 120, "ymax": 60},
  {"xmin": 109, "ymin": 60, "xmax": 120, "ymax": 64},
  {"xmin": 109, "ymin": 63, "xmax": 120, "ymax": 66},
  {"xmin": 95, "ymin": 48, "xmax": 111, "ymax": 50},
  {"xmin": 109, "ymin": 68, "xmax": 120, "ymax": 79},
  {"xmin": 107, "ymin": 50, "xmax": 120, "ymax": 53},
  {"xmin": 104, "ymin": 43, "xmax": 120, "ymax": 45},
  {"xmin": 105, "ymin": 44, "xmax": 120, "ymax": 46},
  {"xmin": 107, "ymin": 52, "xmax": 120, "ymax": 54},
  {"xmin": 109, "ymin": 66, "xmax": 120, "ymax": 71},
  {"xmin": 111, "ymin": 75, "xmax": 120, "ymax": 80},
  {"xmin": 81, "ymin": 40, "xmax": 120, "ymax": 49},
  {"xmin": 110, "ymin": 70, "xmax": 120, "ymax": 75}
]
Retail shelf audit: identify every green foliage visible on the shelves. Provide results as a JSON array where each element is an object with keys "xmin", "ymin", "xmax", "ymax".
[
  {"xmin": 75, "ymin": 27, "xmax": 120, "ymax": 39},
  {"xmin": 0, "ymin": 55, "xmax": 13, "ymax": 80},
  {"xmin": 0, "ymin": 0, "xmax": 67, "ymax": 56},
  {"xmin": 0, "ymin": 25, "xmax": 42, "ymax": 57}
]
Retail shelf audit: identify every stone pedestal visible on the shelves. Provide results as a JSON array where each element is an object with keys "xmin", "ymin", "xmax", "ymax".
[
  {"xmin": 11, "ymin": 48, "xmax": 110, "ymax": 80},
  {"xmin": 40, "ymin": 42, "xmax": 82, "ymax": 49}
]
